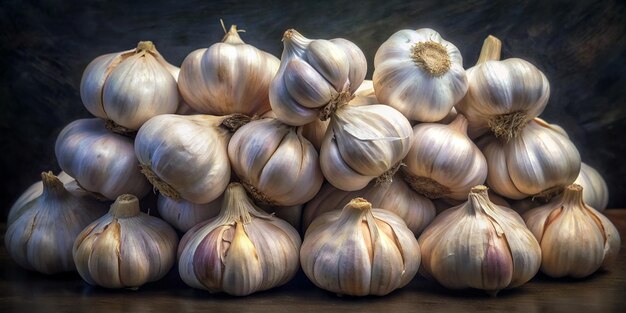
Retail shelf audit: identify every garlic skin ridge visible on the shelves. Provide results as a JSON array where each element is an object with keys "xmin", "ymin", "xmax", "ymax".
[
  {"xmin": 301, "ymin": 198, "xmax": 420, "ymax": 296},
  {"xmin": 522, "ymin": 184, "xmax": 620, "ymax": 278},
  {"xmin": 5, "ymin": 172, "xmax": 106, "ymax": 274}
]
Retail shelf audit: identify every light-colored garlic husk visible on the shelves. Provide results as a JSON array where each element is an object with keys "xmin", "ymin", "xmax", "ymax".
[
  {"xmin": 523, "ymin": 184, "xmax": 620, "ymax": 278},
  {"xmin": 269, "ymin": 29, "xmax": 366, "ymax": 126},
  {"xmin": 456, "ymin": 35, "xmax": 550, "ymax": 139},
  {"xmin": 80, "ymin": 41, "xmax": 179, "ymax": 131},
  {"xmin": 479, "ymin": 118, "xmax": 581, "ymax": 200},
  {"xmin": 73, "ymin": 194, "xmax": 178, "ymax": 288},
  {"xmin": 402, "ymin": 114, "xmax": 487, "ymax": 200},
  {"xmin": 418, "ymin": 186, "xmax": 541, "ymax": 295},
  {"xmin": 228, "ymin": 118, "xmax": 323, "ymax": 206},
  {"xmin": 157, "ymin": 194, "xmax": 222, "ymax": 233},
  {"xmin": 373, "ymin": 28, "xmax": 468, "ymax": 122},
  {"xmin": 55, "ymin": 118, "xmax": 151, "ymax": 200},
  {"xmin": 433, "ymin": 191, "xmax": 510, "ymax": 215},
  {"xmin": 301, "ymin": 198, "xmax": 420, "ymax": 296},
  {"xmin": 303, "ymin": 177, "xmax": 436, "ymax": 235},
  {"xmin": 574, "ymin": 162, "xmax": 609, "ymax": 211},
  {"xmin": 5, "ymin": 172, "xmax": 106, "ymax": 274},
  {"xmin": 178, "ymin": 183, "xmax": 301, "ymax": 296},
  {"xmin": 178, "ymin": 24, "xmax": 279, "ymax": 116},
  {"xmin": 135, "ymin": 114, "xmax": 249, "ymax": 204}
]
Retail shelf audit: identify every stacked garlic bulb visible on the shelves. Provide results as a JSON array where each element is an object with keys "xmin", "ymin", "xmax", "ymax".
[
  {"xmin": 73, "ymin": 194, "xmax": 178, "ymax": 288},
  {"xmin": 55, "ymin": 118, "xmax": 151, "ymax": 200},
  {"xmin": 178, "ymin": 24, "xmax": 280, "ymax": 116},
  {"xmin": 301, "ymin": 198, "xmax": 420, "ymax": 296},
  {"xmin": 402, "ymin": 114, "xmax": 487, "ymax": 200},
  {"xmin": 178, "ymin": 183, "xmax": 301, "ymax": 296},
  {"xmin": 574, "ymin": 162, "xmax": 609, "ymax": 211},
  {"xmin": 157, "ymin": 195, "xmax": 222, "ymax": 232},
  {"xmin": 479, "ymin": 118, "xmax": 581, "ymax": 199},
  {"xmin": 373, "ymin": 28, "xmax": 468, "ymax": 122},
  {"xmin": 80, "ymin": 41, "xmax": 179, "ymax": 132},
  {"xmin": 418, "ymin": 186, "xmax": 541, "ymax": 295},
  {"xmin": 228, "ymin": 118, "xmax": 323, "ymax": 206},
  {"xmin": 302, "ymin": 177, "xmax": 436, "ymax": 235},
  {"xmin": 456, "ymin": 36, "xmax": 550, "ymax": 139},
  {"xmin": 5, "ymin": 172, "xmax": 106, "ymax": 274},
  {"xmin": 135, "ymin": 114, "xmax": 248, "ymax": 204},
  {"xmin": 523, "ymin": 184, "xmax": 620, "ymax": 278}
]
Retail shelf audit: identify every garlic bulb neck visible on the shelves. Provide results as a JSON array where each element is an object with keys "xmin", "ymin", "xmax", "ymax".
[
  {"xmin": 136, "ymin": 41, "xmax": 156, "ymax": 53},
  {"xmin": 476, "ymin": 35, "xmax": 502, "ymax": 64},
  {"xmin": 488, "ymin": 111, "xmax": 528, "ymax": 141},
  {"xmin": 561, "ymin": 184, "xmax": 585, "ymax": 208},
  {"xmin": 411, "ymin": 41, "xmax": 451, "ymax": 76},
  {"xmin": 222, "ymin": 24, "xmax": 246, "ymax": 45},
  {"xmin": 467, "ymin": 185, "xmax": 491, "ymax": 215},
  {"xmin": 448, "ymin": 114, "xmax": 469, "ymax": 133},
  {"xmin": 41, "ymin": 171, "xmax": 70, "ymax": 199},
  {"xmin": 282, "ymin": 29, "xmax": 312, "ymax": 57},
  {"xmin": 109, "ymin": 194, "xmax": 141, "ymax": 218},
  {"xmin": 220, "ymin": 183, "xmax": 255, "ymax": 224}
]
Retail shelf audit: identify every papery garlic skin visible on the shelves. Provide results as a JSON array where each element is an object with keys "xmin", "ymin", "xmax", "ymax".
[
  {"xmin": 574, "ymin": 162, "xmax": 609, "ymax": 211},
  {"xmin": 418, "ymin": 186, "xmax": 541, "ymax": 295},
  {"xmin": 403, "ymin": 115, "xmax": 487, "ymax": 200},
  {"xmin": 73, "ymin": 194, "xmax": 178, "ymax": 288},
  {"xmin": 55, "ymin": 118, "xmax": 151, "ymax": 200},
  {"xmin": 301, "ymin": 198, "xmax": 420, "ymax": 296},
  {"xmin": 5, "ymin": 172, "xmax": 106, "ymax": 274},
  {"xmin": 178, "ymin": 183, "xmax": 301, "ymax": 296},
  {"xmin": 228, "ymin": 118, "xmax": 323, "ymax": 206},
  {"xmin": 157, "ymin": 195, "xmax": 222, "ymax": 232},
  {"xmin": 178, "ymin": 25, "xmax": 279, "ymax": 116},
  {"xmin": 523, "ymin": 184, "xmax": 620, "ymax": 278},
  {"xmin": 80, "ymin": 41, "xmax": 178, "ymax": 130},
  {"xmin": 320, "ymin": 104, "xmax": 413, "ymax": 191},
  {"xmin": 135, "ymin": 114, "xmax": 243, "ymax": 204},
  {"xmin": 479, "ymin": 118, "xmax": 581, "ymax": 199},
  {"xmin": 303, "ymin": 178, "xmax": 436, "ymax": 236},
  {"xmin": 373, "ymin": 28, "xmax": 467, "ymax": 122}
]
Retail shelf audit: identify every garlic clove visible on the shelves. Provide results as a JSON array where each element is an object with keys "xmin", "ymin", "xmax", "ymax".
[
  {"xmin": 221, "ymin": 222, "xmax": 264, "ymax": 295},
  {"xmin": 575, "ymin": 162, "xmax": 609, "ymax": 211},
  {"xmin": 305, "ymin": 40, "xmax": 350, "ymax": 91},
  {"xmin": 284, "ymin": 58, "xmax": 334, "ymax": 109},
  {"xmin": 320, "ymin": 131, "xmax": 375, "ymax": 191},
  {"xmin": 329, "ymin": 38, "xmax": 367, "ymax": 93}
]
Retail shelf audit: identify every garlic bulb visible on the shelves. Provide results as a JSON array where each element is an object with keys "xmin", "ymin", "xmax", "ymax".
[
  {"xmin": 433, "ymin": 191, "xmax": 510, "ymax": 214},
  {"xmin": 403, "ymin": 114, "xmax": 487, "ymax": 200},
  {"xmin": 301, "ymin": 198, "xmax": 420, "ymax": 296},
  {"xmin": 157, "ymin": 195, "xmax": 222, "ymax": 232},
  {"xmin": 269, "ymin": 29, "xmax": 366, "ymax": 126},
  {"xmin": 135, "ymin": 114, "xmax": 249, "ymax": 204},
  {"xmin": 303, "ymin": 177, "xmax": 436, "ymax": 235},
  {"xmin": 574, "ymin": 162, "xmax": 609, "ymax": 211},
  {"xmin": 320, "ymin": 104, "xmax": 413, "ymax": 191},
  {"xmin": 456, "ymin": 35, "xmax": 550, "ymax": 139},
  {"xmin": 5, "ymin": 172, "xmax": 106, "ymax": 274},
  {"xmin": 479, "ymin": 118, "xmax": 581, "ymax": 199},
  {"xmin": 228, "ymin": 118, "xmax": 323, "ymax": 206},
  {"xmin": 73, "ymin": 194, "xmax": 178, "ymax": 288},
  {"xmin": 80, "ymin": 41, "xmax": 178, "ymax": 131},
  {"xmin": 178, "ymin": 183, "xmax": 301, "ymax": 296},
  {"xmin": 178, "ymin": 24, "xmax": 279, "ymax": 116},
  {"xmin": 373, "ymin": 28, "xmax": 468, "ymax": 122},
  {"xmin": 523, "ymin": 184, "xmax": 620, "ymax": 278},
  {"xmin": 418, "ymin": 186, "xmax": 541, "ymax": 295},
  {"xmin": 55, "ymin": 118, "xmax": 151, "ymax": 200}
]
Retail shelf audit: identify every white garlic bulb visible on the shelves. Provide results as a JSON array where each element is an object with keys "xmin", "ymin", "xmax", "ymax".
[
  {"xmin": 373, "ymin": 28, "xmax": 468, "ymax": 122},
  {"xmin": 479, "ymin": 118, "xmax": 581, "ymax": 199},
  {"xmin": 301, "ymin": 198, "xmax": 420, "ymax": 296},
  {"xmin": 433, "ymin": 191, "xmax": 510, "ymax": 215},
  {"xmin": 523, "ymin": 184, "xmax": 620, "ymax": 278},
  {"xmin": 157, "ymin": 195, "xmax": 222, "ymax": 232},
  {"xmin": 73, "ymin": 194, "xmax": 178, "ymax": 288},
  {"xmin": 303, "ymin": 177, "xmax": 436, "ymax": 235},
  {"xmin": 135, "ymin": 114, "xmax": 249, "ymax": 204},
  {"xmin": 403, "ymin": 114, "xmax": 487, "ymax": 200},
  {"xmin": 269, "ymin": 29, "xmax": 366, "ymax": 126},
  {"xmin": 320, "ymin": 104, "xmax": 413, "ymax": 191},
  {"xmin": 178, "ymin": 183, "xmax": 301, "ymax": 296},
  {"xmin": 55, "ymin": 118, "xmax": 151, "ymax": 200},
  {"xmin": 80, "ymin": 41, "xmax": 179, "ymax": 131},
  {"xmin": 456, "ymin": 35, "xmax": 550, "ymax": 139},
  {"xmin": 5, "ymin": 172, "xmax": 106, "ymax": 274},
  {"xmin": 418, "ymin": 186, "xmax": 541, "ymax": 295},
  {"xmin": 178, "ymin": 24, "xmax": 279, "ymax": 116},
  {"xmin": 228, "ymin": 118, "xmax": 323, "ymax": 206},
  {"xmin": 574, "ymin": 162, "xmax": 609, "ymax": 211}
]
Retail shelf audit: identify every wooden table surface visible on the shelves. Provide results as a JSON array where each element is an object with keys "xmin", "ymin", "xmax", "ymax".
[{"xmin": 1, "ymin": 210, "xmax": 625, "ymax": 313}]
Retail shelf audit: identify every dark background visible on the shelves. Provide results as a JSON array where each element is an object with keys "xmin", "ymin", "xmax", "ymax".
[{"xmin": 1, "ymin": 0, "xmax": 625, "ymax": 220}]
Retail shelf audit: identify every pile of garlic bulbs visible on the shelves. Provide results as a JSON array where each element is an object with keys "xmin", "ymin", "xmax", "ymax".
[{"xmin": 5, "ymin": 22, "xmax": 620, "ymax": 297}]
